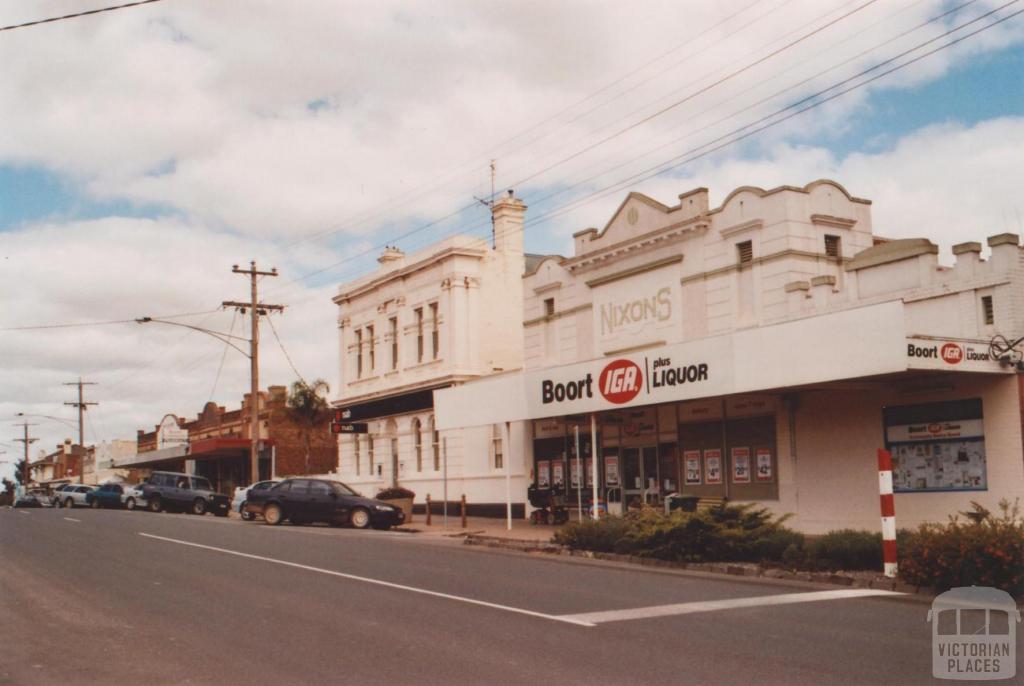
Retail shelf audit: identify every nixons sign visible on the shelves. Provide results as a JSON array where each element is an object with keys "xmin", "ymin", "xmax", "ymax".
[{"xmin": 591, "ymin": 265, "xmax": 679, "ymax": 352}]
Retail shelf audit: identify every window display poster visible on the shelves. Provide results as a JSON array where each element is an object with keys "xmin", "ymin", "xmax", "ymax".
[
  {"xmin": 585, "ymin": 458, "xmax": 594, "ymax": 488},
  {"xmin": 552, "ymin": 460, "xmax": 565, "ymax": 488},
  {"xmin": 684, "ymin": 450, "xmax": 702, "ymax": 485},
  {"xmin": 570, "ymin": 459, "xmax": 581, "ymax": 488},
  {"xmin": 884, "ymin": 398, "xmax": 987, "ymax": 492},
  {"xmin": 755, "ymin": 448, "xmax": 773, "ymax": 482},
  {"xmin": 604, "ymin": 455, "xmax": 620, "ymax": 486},
  {"xmin": 537, "ymin": 460, "xmax": 550, "ymax": 488},
  {"xmin": 704, "ymin": 449, "xmax": 722, "ymax": 484},
  {"xmin": 732, "ymin": 447, "xmax": 751, "ymax": 483},
  {"xmin": 891, "ymin": 440, "xmax": 987, "ymax": 491}
]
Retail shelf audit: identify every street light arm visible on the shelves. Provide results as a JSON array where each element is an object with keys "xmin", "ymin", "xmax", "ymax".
[
  {"xmin": 136, "ymin": 317, "xmax": 251, "ymax": 358},
  {"xmin": 14, "ymin": 413, "xmax": 78, "ymax": 429}
]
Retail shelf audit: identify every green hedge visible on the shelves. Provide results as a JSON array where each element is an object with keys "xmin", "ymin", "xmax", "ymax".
[
  {"xmin": 898, "ymin": 500, "xmax": 1024, "ymax": 596},
  {"xmin": 553, "ymin": 504, "xmax": 802, "ymax": 563}
]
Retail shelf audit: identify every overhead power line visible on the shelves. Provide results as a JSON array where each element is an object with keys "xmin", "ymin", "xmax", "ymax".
[
  {"xmin": 0, "ymin": 0, "xmax": 166, "ymax": 33},
  {"xmin": 279, "ymin": 0, "xmax": 1022, "ymax": 310},
  {"xmin": 0, "ymin": 309, "xmax": 219, "ymax": 332}
]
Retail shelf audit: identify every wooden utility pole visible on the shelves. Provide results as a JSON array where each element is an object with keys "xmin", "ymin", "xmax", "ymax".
[
  {"xmin": 64, "ymin": 378, "xmax": 97, "ymax": 484},
  {"xmin": 13, "ymin": 422, "xmax": 37, "ymax": 486},
  {"xmin": 224, "ymin": 261, "xmax": 283, "ymax": 485}
]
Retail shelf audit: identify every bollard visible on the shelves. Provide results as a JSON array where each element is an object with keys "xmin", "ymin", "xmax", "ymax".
[
  {"xmin": 460, "ymin": 494, "xmax": 467, "ymax": 528},
  {"xmin": 878, "ymin": 448, "xmax": 898, "ymax": 578},
  {"xmin": 425, "ymin": 494, "xmax": 432, "ymax": 526}
]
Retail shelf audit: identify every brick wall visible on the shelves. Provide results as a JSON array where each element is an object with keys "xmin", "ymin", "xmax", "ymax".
[{"xmin": 268, "ymin": 406, "xmax": 336, "ymax": 476}]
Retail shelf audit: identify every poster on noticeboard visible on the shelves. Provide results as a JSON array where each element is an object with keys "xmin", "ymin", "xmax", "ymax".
[
  {"xmin": 683, "ymin": 450, "xmax": 702, "ymax": 485},
  {"xmin": 552, "ymin": 461, "xmax": 565, "ymax": 488},
  {"xmin": 704, "ymin": 449, "xmax": 722, "ymax": 484},
  {"xmin": 537, "ymin": 460, "xmax": 550, "ymax": 488},
  {"xmin": 755, "ymin": 448, "xmax": 773, "ymax": 482},
  {"xmin": 732, "ymin": 447, "xmax": 751, "ymax": 483},
  {"xmin": 604, "ymin": 455, "xmax": 620, "ymax": 486}
]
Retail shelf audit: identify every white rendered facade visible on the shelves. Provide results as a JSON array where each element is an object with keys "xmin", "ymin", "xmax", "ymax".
[
  {"xmin": 332, "ymin": 193, "xmax": 532, "ymax": 515},
  {"xmin": 436, "ymin": 180, "xmax": 1024, "ymax": 533}
]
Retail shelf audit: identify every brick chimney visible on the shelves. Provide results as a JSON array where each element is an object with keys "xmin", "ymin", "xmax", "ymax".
[{"xmin": 377, "ymin": 246, "xmax": 405, "ymax": 270}]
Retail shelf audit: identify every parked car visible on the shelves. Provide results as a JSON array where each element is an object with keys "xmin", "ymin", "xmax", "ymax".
[
  {"xmin": 28, "ymin": 488, "xmax": 53, "ymax": 507},
  {"xmin": 57, "ymin": 484, "xmax": 94, "ymax": 508},
  {"xmin": 14, "ymin": 491, "xmax": 45, "ymax": 508},
  {"xmin": 85, "ymin": 483, "xmax": 125, "ymax": 509},
  {"xmin": 49, "ymin": 483, "xmax": 74, "ymax": 507},
  {"xmin": 121, "ymin": 482, "xmax": 148, "ymax": 511},
  {"xmin": 231, "ymin": 480, "xmax": 279, "ymax": 521},
  {"xmin": 244, "ymin": 478, "xmax": 406, "ymax": 530},
  {"xmin": 140, "ymin": 471, "xmax": 230, "ymax": 516}
]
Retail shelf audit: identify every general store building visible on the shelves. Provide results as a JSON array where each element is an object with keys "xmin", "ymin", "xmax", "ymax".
[
  {"xmin": 332, "ymin": 192, "xmax": 535, "ymax": 516},
  {"xmin": 436, "ymin": 180, "xmax": 1024, "ymax": 533}
]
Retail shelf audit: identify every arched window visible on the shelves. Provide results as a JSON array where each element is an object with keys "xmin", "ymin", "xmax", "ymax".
[
  {"xmin": 430, "ymin": 416, "xmax": 440, "ymax": 471},
  {"xmin": 413, "ymin": 418, "xmax": 423, "ymax": 472},
  {"xmin": 367, "ymin": 435, "xmax": 375, "ymax": 477}
]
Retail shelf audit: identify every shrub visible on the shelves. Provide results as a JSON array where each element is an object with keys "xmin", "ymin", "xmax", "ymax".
[
  {"xmin": 375, "ymin": 486, "xmax": 416, "ymax": 500},
  {"xmin": 553, "ymin": 504, "xmax": 801, "ymax": 564},
  {"xmin": 553, "ymin": 515, "xmax": 634, "ymax": 552},
  {"xmin": 899, "ymin": 499, "xmax": 1024, "ymax": 597},
  {"xmin": 806, "ymin": 529, "xmax": 883, "ymax": 571}
]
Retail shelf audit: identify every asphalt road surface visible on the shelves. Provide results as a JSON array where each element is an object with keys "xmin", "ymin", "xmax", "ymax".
[{"xmin": 0, "ymin": 507, "xmax": 1009, "ymax": 685}]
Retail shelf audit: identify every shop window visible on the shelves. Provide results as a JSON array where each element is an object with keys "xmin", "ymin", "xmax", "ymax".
[
  {"xmin": 981, "ymin": 295, "xmax": 994, "ymax": 325},
  {"xmin": 430, "ymin": 416, "xmax": 440, "ymax": 471},
  {"xmin": 413, "ymin": 418, "xmax": 423, "ymax": 472},
  {"xmin": 884, "ymin": 398, "xmax": 986, "ymax": 492},
  {"xmin": 492, "ymin": 424, "xmax": 503, "ymax": 470},
  {"xmin": 737, "ymin": 240, "xmax": 753, "ymax": 265},
  {"xmin": 825, "ymin": 234, "xmax": 841, "ymax": 259},
  {"xmin": 354, "ymin": 436, "xmax": 361, "ymax": 476},
  {"xmin": 415, "ymin": 307, "xmax": 424, "ymax": 362},
  {"xmin": 389, "ymin": 316, "xmax": 399, "ymax": 370},
  {"xmin": 430, "ymin": 302, "xmax": 439, "ymax": 359}
]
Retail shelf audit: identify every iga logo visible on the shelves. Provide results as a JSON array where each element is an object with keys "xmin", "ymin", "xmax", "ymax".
[
  {"xmin": 598, "ymin": 359, "xmax": 643, "ymax": 404},
  {"xmin": 941, "ymin": 343, "xmax": 964, "ymax": 365}
]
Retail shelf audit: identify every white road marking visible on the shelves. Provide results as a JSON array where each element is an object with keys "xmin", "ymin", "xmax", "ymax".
[
  {"xmin": 63, "ymin": 517, "xmax": 81, "ymax": 523},
  {"xmin": 558, "ymin": 589, "xmax": 904, "ymax": 625},
  {"xmin": 138, "ymin": 532, "xmax": 594, "ymax": 627},
  {"xmin": 18, "ymin": 510, "xmax": 30, "ymax": 515}
]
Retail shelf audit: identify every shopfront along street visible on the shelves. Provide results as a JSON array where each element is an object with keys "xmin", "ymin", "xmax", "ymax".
[{"xmin": 1, "ymin": 507, "xmax": 994, "ymax": 686}]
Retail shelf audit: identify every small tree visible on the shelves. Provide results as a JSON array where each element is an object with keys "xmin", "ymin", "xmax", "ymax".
[
  {"xmin": 14, "ymin": 459, "xmax": 28, "ymax": 486},
  {"xmin": 287, "ymin": 378, "xmax": 331, "ymax": 474},
  {"xmin": 2, "ymin": 477, "xmax": 15, "ymax": 495}
]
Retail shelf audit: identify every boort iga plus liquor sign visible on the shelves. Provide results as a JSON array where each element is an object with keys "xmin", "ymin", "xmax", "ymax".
[{"xmin": 539, "ymin": 354, "xmax": 711, "ymax": 413}]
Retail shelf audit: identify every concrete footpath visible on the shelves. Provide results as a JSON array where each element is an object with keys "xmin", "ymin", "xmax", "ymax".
[{"xmin": 398, "ymin": 513, "xmax": 566, "ymax": 541}]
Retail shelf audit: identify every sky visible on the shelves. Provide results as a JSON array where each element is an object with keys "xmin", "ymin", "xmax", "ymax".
[{"xmin": 1, "ymin": 0, "xmax": 1023, "ymax": 480}]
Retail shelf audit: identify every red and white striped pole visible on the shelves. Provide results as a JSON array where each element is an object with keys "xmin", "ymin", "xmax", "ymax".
[{"xmin": 877, "ymin": 448, "xmax": 898, "ymax": 578}]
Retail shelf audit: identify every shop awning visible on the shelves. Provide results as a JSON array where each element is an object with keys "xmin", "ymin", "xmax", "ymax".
[
  {"xmin": 335, "ymin": 385, "xmax": 449, "ymax": 422},
  {"xmin": 113, "ymin": 444, "xmax": 187, "ymax": 469},
  {"xmin": 434, "ymin": 300, "xmax": 1013, "ymax": 430}
]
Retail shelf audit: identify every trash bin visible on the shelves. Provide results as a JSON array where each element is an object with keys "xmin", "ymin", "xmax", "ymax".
[{"xmin": 665, "ymin": 493, "xmax": 699, "ymax": 513}]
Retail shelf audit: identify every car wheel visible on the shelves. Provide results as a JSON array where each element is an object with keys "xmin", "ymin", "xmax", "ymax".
[
  {"xmin": 64, "ymin": 498, "xmax": 74, "ymax": 509},
  {"xmin": 350, "ymin": 507, "xmax": 371, "ymax": 529},
  {"xmin": 264, "ymin": 503, "xmax": 283, "ymax": 525},
  {"xmin": 191, "ymin": 498, "xmax": 207, "ymax": 515},
  {"xmin": 125, "ymin": 498, "xmax": 136, "ymax": 511},
  {"xmin": 240, "ymin": 503, "xmax": 254, "ymax": 521},
  {"xmin": 148, "ymin": 495, "xmax": 162, "ymax": 513},
  {"xmin": 90, "ymin": 499, "xmax": 99, "ymax": 509}
]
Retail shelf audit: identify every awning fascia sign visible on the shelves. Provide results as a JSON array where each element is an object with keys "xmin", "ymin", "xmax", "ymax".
[
  {"xmin": 434, "ymin": 301, "xmax": 1011, "ymax": 430},
  {"xmin": 334, "ymin": 386, "xmax": 445, "ymax": 423}
]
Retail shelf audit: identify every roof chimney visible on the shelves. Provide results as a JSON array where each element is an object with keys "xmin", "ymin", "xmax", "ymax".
[
  {"xmin": 377, "ymin": 246, "xmax": 405, "ymax": 270},
  {"xmin": 491, "ymin": 189, "xmax": 526, "ymax": 255}
]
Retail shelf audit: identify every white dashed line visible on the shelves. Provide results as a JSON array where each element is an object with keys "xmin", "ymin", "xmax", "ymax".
[{"xmin": 63, "ymin": 517, "xmax": 81, "ymax": 523}]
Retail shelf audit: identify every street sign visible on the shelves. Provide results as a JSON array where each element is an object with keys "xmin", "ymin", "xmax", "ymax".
[{"xmin": 330, "ymin": 422, "xmax": 368, "ymax": 434}]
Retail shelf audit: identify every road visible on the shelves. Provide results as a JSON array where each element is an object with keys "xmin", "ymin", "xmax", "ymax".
[{"xmin": 0, "ymin": 507, "xmax": 998, "ymax": 685}]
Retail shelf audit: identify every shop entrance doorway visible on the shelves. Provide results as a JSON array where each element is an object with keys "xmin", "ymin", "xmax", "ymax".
[{"xmin": 621, "ymin": 446, "xmax": 658, "ymax": 509}]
